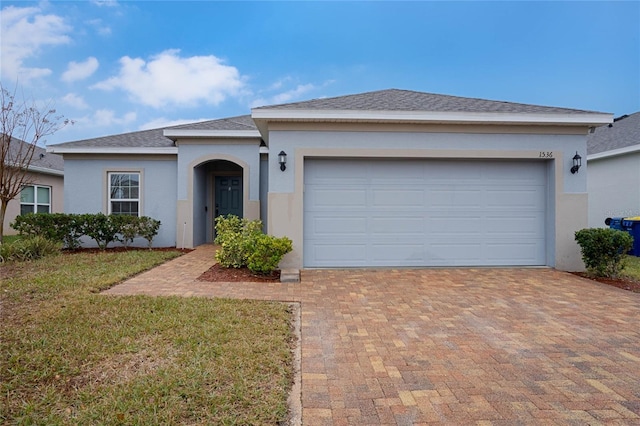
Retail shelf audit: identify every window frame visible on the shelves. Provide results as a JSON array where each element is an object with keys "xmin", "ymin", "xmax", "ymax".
[
  {"xmin": 20, "ymin": 184, "xmax": 51, "ymax": 215},
  {"xmin": 107, "ymin": 171, "xmax": 141, "ymax": 217}
]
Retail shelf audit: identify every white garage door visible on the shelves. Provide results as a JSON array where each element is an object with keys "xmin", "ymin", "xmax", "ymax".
[{"xmin": 303, "ymin": 159, "xmax": 547, "ymax": 267}]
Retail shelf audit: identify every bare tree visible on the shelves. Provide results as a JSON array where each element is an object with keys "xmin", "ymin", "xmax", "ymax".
[{"xmin": 0, "ymin": 83, "xmax": 70, "ymax": 243}]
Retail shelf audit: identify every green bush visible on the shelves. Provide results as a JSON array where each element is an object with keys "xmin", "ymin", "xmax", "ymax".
[
  {"xmin": 111, "ymin": 214, "xmax": 139, "ymax": 248},
  {"xmin": 137, "ymin": 216, "xmax": 161, "ymax": 248},
  {"xmin": 11, "ymin": 213, "xmax": 83, "ymax": 249},
  {"xmin": 11, "ymin": 213, "xmax": 162, "ymax": 250},
  {"xmin": 0, "ymin": 236, "xmax": 61, "ymax": 262},
  {"xmin": 246, "ymin": 234, "xmax": 293, "ymax": 275},
  {"xmin": 214, "ymin": 215, "xmax": 291, "ymax": 274},
  {"xmin": 80, "ymin": 213, "xmax": 121, "ymax": 250},
  {"xmin": 214, "ymin": 215, "xmax": 263, "ymax": 268},
  {"xmin": 575, "ymin": 228, "xmax": 634, "ymax": 277}
]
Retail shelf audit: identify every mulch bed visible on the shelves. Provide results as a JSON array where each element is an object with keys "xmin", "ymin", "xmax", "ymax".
[
  {"xmin": 198, "ymin": 263, "xmax": 280, "ymax": 282},
  {"xmin": 571, "ymin": 272, "xmax": 640, "ymax": 293},
  {"xmin": 63, "ymin": 247, "xmax": 192, "ymax": 254}
]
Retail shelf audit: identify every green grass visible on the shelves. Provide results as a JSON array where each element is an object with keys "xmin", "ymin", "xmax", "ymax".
[
  {"xmin": 1, "ymin": 234, "xmax": 22, "ymax": 244},
  {"xmin": 1, "ymin": 250, "xmax": 295, "ymax": 425},
  {"xmin": 623, "ymin": 255, "xmax": 640, "ymax": 281}
]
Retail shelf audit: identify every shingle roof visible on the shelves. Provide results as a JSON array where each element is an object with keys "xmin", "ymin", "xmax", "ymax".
[
  {"xmin": 52, "ymin": 115, "xmax": 256, "ymax": 149},
  {"xmin": 4, "ymin": 136, "xmax": 63, "ymax": 172},
  {"xmin": 52, "ymin": 90, "xmax": 608, "ymax": 150},
  {"xmin": 587, "ymin": 112, "xmax": 640, "ymax": 155},
  {"xmin": 52, "ymin": 127, "xmax": 172, "ymax": 149},
  {"xmin": 254, "ymin": 89, "xmax": 603, "ymax": 115},
  {"xmin": 170, "ymin": 115, "xmax": 256, "ymax": 131}
]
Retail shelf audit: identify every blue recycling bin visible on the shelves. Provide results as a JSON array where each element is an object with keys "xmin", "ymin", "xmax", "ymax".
[
  {"xmin": 621, "ymin": 218, "xmax": 640, "ymax": 257},
  {"xmin": 605, "ymin": 217, "xmax": 624, "ymax": 231}
]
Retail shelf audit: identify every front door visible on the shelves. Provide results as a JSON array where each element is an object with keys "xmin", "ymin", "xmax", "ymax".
[{"xmin": 215, "ymin": 176, "xmax": 243, "ymax": 218}]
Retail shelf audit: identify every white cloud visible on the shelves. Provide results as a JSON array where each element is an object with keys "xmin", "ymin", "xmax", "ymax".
[
  {"xmin": 92, "ymin": 49, "xmax": 244, "ymax": 108},
  {"xmin": 61, "ymin": 93, "xmax": 89, "ymax": 109},
  {"xmin": 251, "ymin": 83, "xmax": 318, "ymax": 108},
  {"xmin": 139, "ymin": 117, "xmax": 209, "ymax": 131},
  {"xmin": 61, "ymin": 57, "xmax": 99, "ymax": 82},
  {"xmin": 0, "ymin": 5, "xmax": 71, "ymax": 81},
  {"xmin": 272, "ymin": 84, "xmax": 316, "ymax": 104},
  {"xmin": 86, "ymin": 19, "xmax": 111, "ymax": 36},
  {"xmin": 91, "ymin": 0, "xmax": 119, "ymax": 7},
  {"xmin": 92, "ymin": 109, "xmax": 137, "ymax": 127}
]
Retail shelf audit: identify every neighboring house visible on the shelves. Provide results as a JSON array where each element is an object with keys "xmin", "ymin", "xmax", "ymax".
[
  {"xmin": 48, "ymin": 89, "xmax": 612, "ymax": 271},
  {"xmin": 587, "ymin": 111, "xmax": 640, "ymax": 228},
  {"xmin": 2, "ymin": 137, "xmax": 64, "ymax": 235}
]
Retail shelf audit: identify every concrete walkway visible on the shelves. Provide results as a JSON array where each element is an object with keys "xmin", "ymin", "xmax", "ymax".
[{"xmin": 105, "ymin": 245, "xmax": 640, "ymax": 424}]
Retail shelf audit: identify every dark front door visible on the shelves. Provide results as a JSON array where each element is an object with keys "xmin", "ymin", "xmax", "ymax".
[{"xmin": 215, "ymin": 176, "xmax": 243, "ymax": 218}]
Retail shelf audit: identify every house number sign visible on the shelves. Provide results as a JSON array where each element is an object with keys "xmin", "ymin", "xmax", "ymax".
[{"xmin": 538, "ymin": 151, "xmax": 553, "ymax": 158}]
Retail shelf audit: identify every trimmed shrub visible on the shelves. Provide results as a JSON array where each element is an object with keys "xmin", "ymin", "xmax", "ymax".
[
  {"xmin": 11, "ymin": 213, "xmax": 162, "ymax": 250},
  {"xmin": 112, "ymin": 214, "xmax": 139, "ymax": 248},
  {"xmin": 80, "ymin": 213, "xmax": 121, "ymax": 250},
  {"xmin": 575, "ymin": 228, "xmax": 633, "ymax": 277},
  {"xmin": 214, "ymin": 214, "xmax": 292, "ymax": 275},
  {"xmin": 246, "ymin": 234, "xmax": 293, "ymax": 275},
  {"xmin": 137, "ymin": 216, "xmax": 161, "ymax": 248},
  {"xmin": 214, "ymin": 215, "xmax": 263, "ymax": 268},
  {"xmin": 11, "ymin": 213, "xmax": 83, "ymax": 249},
  {"xmin": 0, "ymin": 236, "xmax": 61, "ymax": 263}
]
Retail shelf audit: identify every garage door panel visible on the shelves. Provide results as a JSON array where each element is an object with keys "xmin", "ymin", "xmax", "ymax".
[
  {"xmin": 485, "ymin": 188, "xmax": 545, "ymax": 208},
  {"xmin": 304, "ymin": 159, "xmax": 547, "ymax": 267},
  {"xmin": 370, "ymin": 216, "xmax": 425, "ymax": 234},
  {"xmin": 485, "ymin": 241, "xmax": 544, "ymax": 262},
  {"xmin": 372, "ymin": 189, "xmax": 425, "ymax": 207},
  {"xmin": 371, "ymin": 244, "xmax": 425, "ymax": 262},
  {"xmin": 309, "ymin": 216, "xmax": 368, "ymax": 235},
  {"xmin": 485, "ymin": 215, "xmax": 545, "ymax": 234},
  {"xmin": 308, "ymin": 189, "xmax": 367, "ymax": 208},
  {"xmin": 311, "ymin": 244, "xmax": 368, "ymax": 264},
  {"xmin": 429, "ymin": 216, "xmax": 483, "ymax": 234},
  {"xmin": 428, "ymin": 189, "xmax": 484, "ymax": 207},
  {"xmin": 427, "ymin": 242, "xmax": 483, "ymax": 263}
]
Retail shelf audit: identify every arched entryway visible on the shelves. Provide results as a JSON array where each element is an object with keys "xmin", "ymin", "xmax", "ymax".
[{"xmin": 192, "ymin": 159, "xmax": 244, "ymax": 246}]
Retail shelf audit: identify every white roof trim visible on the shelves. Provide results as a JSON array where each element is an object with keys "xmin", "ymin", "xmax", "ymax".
[
  {"xmin": 163, "ymin": 129, "xmax": 261, "ymax": 138},
  {"xmin": 5, "ymin": 161, "xmax": 64, "ymax": 176},
  {"xmin": 47, "ymin": 146, "xmax": 178, "ymax": 155},
  {"xmin": 587, "ymin": 144, "xmax": 640, "ymax": 161},
  {"xmin": 251, "ymin": 109, "xmax": 613, "ymax": 126},
  {"xmin": 27, "ymin": 165, "xmax": 64, "ymax": 176}
]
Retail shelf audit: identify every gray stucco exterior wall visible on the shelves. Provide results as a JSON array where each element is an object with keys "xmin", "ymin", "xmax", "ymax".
[
  {"xmin": 588, "ymin": 152, "xmax": 640, "ymax": 227},
  {"xmin": 266, "ymin": 126, "xmax": 589, "ymax": 271},
  {"xmin": 268, "ymin": 130, "xmax": 587, "ymax": 194},
  {"xmin": 260, "ymin": 153, "xmax": 269, "ymax": 233},
  {"xmin": 176, "ymin": 142, "xmax": 260, "ymax": 201},
  {"xmin": 63, "ymin": 156, "xmax": 178, "ymax": 247}
]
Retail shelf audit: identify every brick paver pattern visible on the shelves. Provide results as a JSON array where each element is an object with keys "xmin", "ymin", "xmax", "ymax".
[{"xmin": 105, "ymin": 245, "xmax": 640, "ymax": 425}]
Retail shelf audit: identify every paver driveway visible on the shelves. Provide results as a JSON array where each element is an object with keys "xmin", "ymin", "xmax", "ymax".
[{"xmin": 106, "ymin": 246, "xmax": 640, "ymax": 425}]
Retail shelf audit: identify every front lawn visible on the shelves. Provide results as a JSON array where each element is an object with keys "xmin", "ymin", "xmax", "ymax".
[
  {"xmin": 623, "ymin": 255, "xmax": 640, "ymax": 281},
  {"xmin": 1, "ymin": 250, "xmax": 294, "ymax": 424},
  {"xmin": 1, "ymin": 235, "xmax": 21, "ymax": 245}
]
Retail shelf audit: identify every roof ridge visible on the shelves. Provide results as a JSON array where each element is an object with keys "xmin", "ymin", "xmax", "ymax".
[{"xmin": 254, "ymin": 88, "xmax": 605, "ymax": 114}]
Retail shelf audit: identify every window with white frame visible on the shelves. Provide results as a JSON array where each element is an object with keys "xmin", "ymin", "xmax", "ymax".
[
  {"xmin": 20, "ymin": 185, "xmax": 51, "ymax": 215},
  {"xmin": 108, "ymin": 172, "xmax": 140, "ymax": 216}
]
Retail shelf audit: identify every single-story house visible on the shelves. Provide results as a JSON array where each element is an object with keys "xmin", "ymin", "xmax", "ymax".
[
  {"xmin": 48, "ymin": 89, "xmax": 612, "ymax": 272},
  {"xmin": 3, "ymin": 137, "xmax": 64, "ymax": 235},
  {"xmin": 587, "ymin": 111, "xmax": 640, "ymax": 228}
]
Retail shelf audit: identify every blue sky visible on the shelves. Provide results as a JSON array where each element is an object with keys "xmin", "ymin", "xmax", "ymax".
[{"xmin": 1, "ymin": 1, "xmax": 638, "ymax": 146}]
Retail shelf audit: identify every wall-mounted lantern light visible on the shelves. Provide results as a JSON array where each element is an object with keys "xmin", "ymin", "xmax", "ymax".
[
  {"xmin": 278, "ymin": 151, "xmax": 287, "ymax": 171},
  {"xmin": 570, "ymin": 151, "xmax": 582, "ymax": 174}
]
